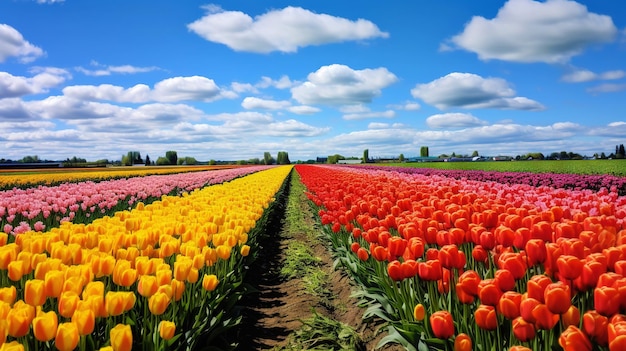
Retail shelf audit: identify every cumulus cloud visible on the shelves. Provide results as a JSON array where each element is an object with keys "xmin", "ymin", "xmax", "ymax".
[
  {"xmin": 411, "ymin": 72, "xmax": 544, "ymax": 110},
  {"xmin": 447, "ymin": 0, "xmax": 617, "ymax": 63},
  {"xmin": 426, "ymin": 113, "xmax": 488, "ymax": 129},
  {"xmin": 0, "ymin": 24, "xmax": 45, "ymax": 63},
  {"xmin": 0, "ymin": 68, "xmax": 71, "ymax": 98},
  {"xmin": 75, "ymin": 61, "xmax": 160, "ymax": 76},
  {"xmin": 0, "ymin": 98, "xmax": 33, "ymax": 120},
  {"xmin": 62, "ymin": 76, "xmax": 235, "ymax": 103},
  {"xmin": 241, "ymin": 97, "xmax": 291, "ymax": 110},
  {"xmin": 257, "ymin": 75, "xmax": 294, "ymax": 89},
  {"xmin": 188, "ymin": 6, "xmax": 388, "ymax": 53},
  {"xmin": 292, "ymin": 64, "xmax": 398, "ymax": 105},
  {"xmin": 287, "ymin": 105, "xmax": 320, "ymax": 114}
]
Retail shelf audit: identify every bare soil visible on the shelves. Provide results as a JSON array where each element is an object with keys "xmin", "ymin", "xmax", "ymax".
[{"xmin": 235, "ymin": 177, "xmax": 403, "ymax": 351}]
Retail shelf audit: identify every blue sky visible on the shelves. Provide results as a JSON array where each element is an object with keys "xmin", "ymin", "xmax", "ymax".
[{"xmin": 0, "ymin": 0, "xmax": 625, "ymax": 162}]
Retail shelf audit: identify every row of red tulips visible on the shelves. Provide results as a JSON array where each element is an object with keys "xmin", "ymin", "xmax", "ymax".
[{"xmin": 295, "ymin": 164, "xmax": 626, "ymax": 351}]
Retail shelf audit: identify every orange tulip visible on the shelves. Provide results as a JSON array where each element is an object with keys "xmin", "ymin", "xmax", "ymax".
[
  {"xmin": 174, "ymin": 259, "xmax": 192, "ymax": 281},
  {"xmin": 148, "ymin": 292, "xmax": 170, "ymax": 315},
  {"xmin": 202, "ymin": 274, "xmax": 219, "ymax": 292},
  {"xmin": 0, "ymin": 341, "xmax": 24, "ymax": 351},
  {"xmin": 55, "ymin": 322, "xmax": 79, "ymax": 351},
  {"xmin": 118, "ymin": 268, "xmax": 138, "ymax": 288},
  {"xmin": 32, "ymin": 310, "xmax": 58, "ymax": 342},
  {"xmin": 58, "ymin": 291, "xmax": 80, "ymax": 318},
  {"xmin": 430, "ymin": 310, "xmax": 454, "ymax": 339},
  {"xmin": 414, "ymin": 304, "xmax": 425, "ymax": 321},
  {"xmin": 454, "ymin": 333, "xmax": 472, "ymax": 351},
  {"xmin": 25, "ymin": 279, "xmax": 46, "ymax": 306},
  {"xmin": 562, "ymin": 305, "xmax": 581, "ymax": 328},
  {"xmin": 7, "ymin": 304, "xmax": 34, "ymax": 338},
  {"xmin": 171, "ymin": 279, "xmax": 185, "ymax": 302},
  {"xmin": 159, "ymin": 320, "xmax": 176, "ymax": 340},
  {"xmin": 110, "ymin": 323, "xmax": 133, "ymax": 351},
  {"xmin": 72, "ymin": 308, "xmax": 95, "ymax": 335},
  {"xmin": 105, "ymin": 292, "xmax": 126, "ymax": 317},
  {"xmin": 7, "ymin": 261, "xmax": 24, "ymax": 282},
  {"xmin": 559, "ymin": 325, "xmax": 591, "ymax": 351},
  {"xmin": 156, "ymin": 269, "xmax": 172, "ymax": 286},
  {"xmin": 44, "ymin": 270, "xmax": 65, "ymax": 298},
  {"xmin": 82, "ymin": 281, "xmax": 105, "ymax": 300},
  {"xmin": 0, "ymin": 286, "xmax": 17, "ymax": 305}
]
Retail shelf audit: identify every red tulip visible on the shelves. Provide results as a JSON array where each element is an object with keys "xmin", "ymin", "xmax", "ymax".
[
  {"xmin": 454, "ymin": 333, "xmax": 472, "ymax": 351},
  {"xmin": 498, "ymin": 291, "xmax": 522, "ymax": 320},
  {"xmin": 525, "ymin": 239, "xmax": 547, "ymax": 266},
  {"xmin": 478, "ymin": 279, "xmax": 502, "ymax": 306},
  {"xmin": 472, "ymin": 245, "xmax": 488, "ymax": 264},
  {"xmin": 595, "ymin": 285, "xmax": 620, "ymax": 317},
  {"xmin": 556, "ymin": 255, "xmax": 583, "ymax": 280},
  {"xmin": 583, "ymin": 310, "xmax": 609, "ymax": 346},
  {"xmin": 418, "ymin": 259, "xmax": 442, "ymax": 281},
  {"xmin": 494, "ymin": 269, "xmax": 516, "ymax": 292},
  {"xmin": 498, "ymin": 252, "xmax": 527, "ymax": 280},
  {"xmin": 532, "ymin": 303, "xmax": 559, "ymax": 330},
  {"xmin": 527, "ymin": 275, "xmax": 551, "ymax": 303},
  {"xmin": 544, "ymin": 281, "xmax": 571, "ymax": 315},
  {"xmin": 430, "ymin": 311, "xmax": 454, "ymax": 339},
  {"xmin": 559, "ymin": 325, "xmax": 592, "ymax": 351},
  {"xmin": 562, "ymin": 305, "xmax": 580, "ymax": 328},
  {"xmin": 387, "ymin": 261, "xmax": 404, "ymax": 281},
  {"xmin": 475, "ymin": 304, "xmax": 498, "ymax": 331},
  {"xmin": 608, "ymin": 321, "xmax": 626, "ymax": 351},
  {"xmin": 512, "ymin": 316, "xmax": 535, "ymax": 342}
]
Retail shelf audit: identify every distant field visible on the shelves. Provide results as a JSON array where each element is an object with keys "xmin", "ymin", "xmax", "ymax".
[{"xmin": 382, "ymin": 159, "xmax": 626, "ymax": 176}]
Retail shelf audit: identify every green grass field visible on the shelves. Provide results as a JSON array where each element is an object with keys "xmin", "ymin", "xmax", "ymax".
[{"xmin": 382, "ymin": 159, "xmax": 626, "ymax": 176}]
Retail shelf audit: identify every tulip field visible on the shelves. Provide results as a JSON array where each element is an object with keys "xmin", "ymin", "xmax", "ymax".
[
  {"xmin": 0, "ymin": 165, "xmax": 292, "ymax": 350},
  {"xmin": 2, "ymin": 161, "xmax": 626, "ymax": 351},
  {"xmin": 295, "ymin": 164, "xmax": 626, "ymax": 351}
]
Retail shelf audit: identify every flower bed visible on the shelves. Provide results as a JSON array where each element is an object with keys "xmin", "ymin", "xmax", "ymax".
[
  {"xmin": 296, "ymin": 164, "xmax": 626, "ymax": 351},
  {"xmin": 0, "ymin": 165, "xmax": 292, "ymax": 350}
]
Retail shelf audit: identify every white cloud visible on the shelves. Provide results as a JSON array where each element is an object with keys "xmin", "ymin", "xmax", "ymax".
[
  {"xmin": 188, "ymin": 6, "xmax": 388, "ymax": 53},
  {"xmin": 587, "ymin": 83, "xmax": 626, "ymax": 94},
  {"xmin": 241, "ymin": 97, "xmax": 291, "ymax": 110},
  {"xmin": 387, "ymin": 101, "xmax": 421, "ymax": 111},
  {"xmin": 75, "ymin": 61, "xmax": 160, "ymax": 76},
  {"xmin": 447, "ymin": 0, "xmax": 617, "ymax": 63},
  {"xmin": 292, "ymin": 64, "xmax": 398, "ymax": 105},
  {"xmin": 426, "ymin": 113, "xmax": 488, "ymax": 129},
  {"xmin": 230, "ymin": 82, "xmax": 258, "ymax": 94},
  {"xmin": 562, "ymin": 69, "xmax": 625, "ymax": 82},
  {"xmin": 257, "ymin": 75, "xmax": 294, "ymax": 89},
  {"xmin": 343, "ymin": 110, "xmax": 395, "ymax": 120},
  {"xmin": 411, "ymin": 72, "xmax": 544, "ymax": 110},
  {"xmin": 287, "ymin": 105, "xmax": 320, "ymax": 114},
  {"xmin": 0, "ymin": 98, "xmax": 33, "ymax": 120},
  {"xmin": 36, "ymin": 0, "xmax": 65, "ymax": 3},
  {"xmin": 62, "ymin": 76, "xmax": 235, "ymax": 103},
  {"xmin": 0, "ymin": 68, "xmax": 71, "ymax": 98},
  {"xmin": 368, "ymin": 122, "xmax": 391, "ymax": 129},
  {"xmin": 0, "ymin": 24, "xmax": 45, "ymax": 63}
]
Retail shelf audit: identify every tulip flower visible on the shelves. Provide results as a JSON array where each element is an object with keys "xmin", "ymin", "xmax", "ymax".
[
  {"xmin": 559, "ymin": 325, "xmax": 592, "ymax": 351},
  {"xmin": 110, "ymin": 323, "xmax": 133, "ymax": 351},
  {"xmin": 475, "ymin": 304, "xmax": 498, "ymax": 331},
  {"xmin": 562, "ymin": 305, "xmax": 581, "ymax": 328},
  {"xmin": 509, "ymin": 346, "xmax": 532, "ymax": 351},
  {"xmin": 418, "ymin": 259, "xmax": 442, "ymax": 281},
  {"xmin": 55, "ymin": 322, "xmax": 80, "ymax": 351},
  {"xmin": 414, "ymin": 304, "xmax": 425, "ymax": 321},
  {"xmin": 583, "ymin": 310, "xmax": 609, "ymax": 346},
  {"xmin": 32, "ymin": 310, "xmax": 58, "ymax": 342},
  {"xmin": 595, "ymin": 285, "xmax": 620, "ymax": 317},
  {"xmin": 532, "ymin": 303, "xmax": 559, "ymax": 330},
  {"xmin": 105, "ymin": 292, "xmax": 126, "ymax": 317},
  {"xmin": 0, "ymin": 286, "xmax": 16, "ymax": 305},
  {"xmin": 159, "ymin": 320, "xmax": 176, "ymax": 340},
  {"xmin": 72, "ymin": 308, "xmax": 95, "ymax": 335},
  {"xmin": 544, "ymin": 281, "xmax": 571, "ymax": 315},
  {"xmin": 525, "ymin": 239, "xmax": 547, "ymax": 266},
  {"xmin": 430, "ymin": 310, "xmax": 454, "ymax": 339},
  {"xmin": 25, "ymin": 279, "xmax": 46, "ymax": 306},
  {"xmin": 478, "ymin": 279, "xmax": 502, "ymax": 306},
  {"xmin": 608, "ymin": 321, "xmax": 626, "ymax": 351},
  {"xmin": 526, "ymin": 275, "xmax": 551, "ymax": 303},
  {"xmin": 7, "ymin": 261, "xmax": 24, "ymax": 282},
  {"xmin": 498, "ymin": 291, "xmax": 522, "ymax": 320},
  {"xmin": 454, "ymin": 333, "xmax": 472, "ymax": 351},
  {"xmin": 148, "ymin": 292, "xmax": 170, "ymax": 316},
  {"xmin": 202, "ymin": 274, "xmax": 219, "ymax": 292},
  {"xmin": 7, "ymin": 303, "xmax": 34, "ymax": 338},
  {"xmin": 58, "ymin": 291, "xmax": 80, "ymax": 318},
  {"xmin": 512, "ymin": 316, "xmax": 535, "ymax": 342}
]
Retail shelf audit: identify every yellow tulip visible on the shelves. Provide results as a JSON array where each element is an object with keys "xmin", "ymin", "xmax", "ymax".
[
  {"xmin": 202, "ymin": 274, "xmax": 219, "ymax": 292},
  {"xmin": 72, "ymin": 308, "xmax": 95, "ymax": 335},
  {"xmin": 137, "ymin": 275, "xmax": 158, "ymax": 298},
  {"xmin": 0, "ymin": 286, "xmax": 16, "ymax": 305},
  {"xmin": 159, "ymin": 320, "xmax": 176, "ymax": 340},
  {"xmin": 44, "ymin": 270, "xmax": 65, "ymax": 298},
  {"xmin": 0, "ymin": 341, "xmax": 24, "ymax": 351},
  {"xmin": 148, "ymin": 292, "xmax": 170, "ymax": 315},
  {"xmin": 24, "ymin": 279, "xmax": 46, "ymax": 306}
]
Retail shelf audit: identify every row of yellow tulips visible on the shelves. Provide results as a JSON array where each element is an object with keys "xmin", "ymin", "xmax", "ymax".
[{"xmin": 0, "ymin": 165, "xmax": 292, "ymax": 350}]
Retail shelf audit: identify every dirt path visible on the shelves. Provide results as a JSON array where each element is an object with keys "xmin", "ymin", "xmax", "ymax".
[{"xmin": 235, "ymin": 173, "xmax": 402, "ymax": 350}]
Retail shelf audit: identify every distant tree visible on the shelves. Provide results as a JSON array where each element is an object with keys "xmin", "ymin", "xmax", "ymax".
[
  {"xmin": 363, "ymin": 149, "xmax": 369, "ymax": 163},
  {"xmin": 248, "ymin": 158, "xmax": 260, "ymax": 165},
  {"xmin": 471, "ymin": 150, "xmax": 479, "ymax": 157},
  {"xmin": 180, "ymin": 156, "xmax": 197, "ymax": 165},
  {"xmin": 121, "ymin": 154, "xmax": 131, "ymax": 166},
  {"xmin": 20, "ymin": 155, "xmax": 40, "ymax": 163},
  {"xmin": 145, "ymin": 155, "xmax": 151, "ymax": 166},
  {"xmin": 600, "ymin": 152, "xmax": 607, "ymax": 159},
  {"xmin": 263, "ymin": 152, "xmax": 275, "ymax": 165},
  {"xmin": 399, "ymin": 154, "xmax": 405, "ymax": 162},
  {"xmin": 327, "ymin": 154, "xmax": 344, "ymax": 164},
  {"xmin": 618, "ymin": 144, "xmax": 626, "ymax": 159},
  {"xmin": 276, "ymin": 151, "xmax": 290, "ymax": 165},
  {"xmin": 209, "ymin": 159, "xmax": 216, "ymax": 165},
  {"xmin": 451, "ymin": 152, "xmax": 457, "ymax": 157},
  {"xmin": 165, "ymin": 151, "xmax": 178, "ymax": 165},
  {"xmin": 156, "ymin": 157, "xmax": 170, "ymax": 165},
  {"xmin": 236, "ymin": 160, "xmax": 247, "ymax": 165},
  {"xmin": 420, "ymin": 146, "xmax": 429, "ymax": 157}
]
